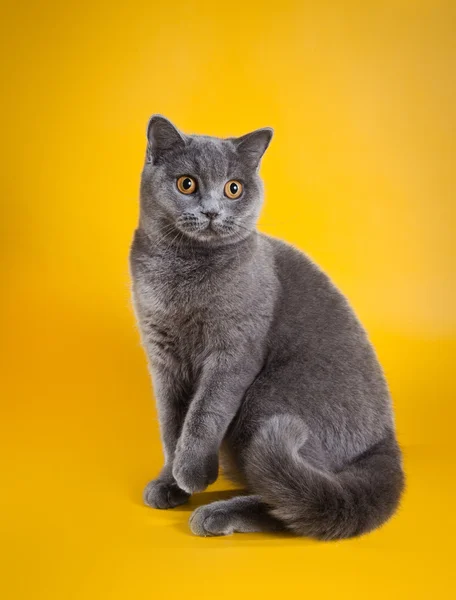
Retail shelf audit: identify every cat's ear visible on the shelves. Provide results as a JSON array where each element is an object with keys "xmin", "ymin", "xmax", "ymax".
[
  {"xmin": 146, "ymin": 115, "xmax": 186, "ymax": 163},
  {"xmin": 233, "ymin": 127, "xmax": 273, "ymax": 168}
]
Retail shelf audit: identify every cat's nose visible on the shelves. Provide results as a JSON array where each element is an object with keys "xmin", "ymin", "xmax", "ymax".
[{"xmin": 202, "ymin": 211, "xmax": 219, "ymax": 220}]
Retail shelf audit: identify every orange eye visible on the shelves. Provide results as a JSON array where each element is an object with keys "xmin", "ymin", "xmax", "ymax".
[
  {"xmin": 224, "ymin": 180, "xmax": 243, "ymax": 199},
  {"xmin": 177, "ymin": 176, "xmax": 197, "ymax": 194}
]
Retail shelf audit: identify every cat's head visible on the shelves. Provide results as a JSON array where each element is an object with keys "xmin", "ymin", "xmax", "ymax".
[{"xmin": 140, "ymin": 115, "xmax": 273, "ymax": 245}]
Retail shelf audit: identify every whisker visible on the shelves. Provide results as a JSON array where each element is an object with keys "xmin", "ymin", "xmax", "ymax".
[{"xmin": 153, "ymin": 223, "xmax": 179, "ymax": 246}]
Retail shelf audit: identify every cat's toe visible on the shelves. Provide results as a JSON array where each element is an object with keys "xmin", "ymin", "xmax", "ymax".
[
  {"xmin": 189, "ymin": 505, "xmax": 233, "ymax": 537},
  {"xmin": 172, "ymin": 450, "xmax": 219, "ymax": 494},
  {"xmin": 143, "ymin": 479, "xmax": 190, "ymax": 509}
]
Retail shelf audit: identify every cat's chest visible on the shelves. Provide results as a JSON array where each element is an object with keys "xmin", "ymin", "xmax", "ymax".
[
  {"xmin": 131, "ymin": 246, "xmax": 275, "ymax": 372},
  {"xmin": 135, "ymin": 257, "xmax": 221, "ymax": 321},
  {"xmin": 133, "ymin": 256, "xmax": 240, "ymax": 357}
]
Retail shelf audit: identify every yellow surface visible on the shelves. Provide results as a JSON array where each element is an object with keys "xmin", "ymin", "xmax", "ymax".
[{"xmin": 2, "ymin": 1, "xmax": 455, "ymax": 598}]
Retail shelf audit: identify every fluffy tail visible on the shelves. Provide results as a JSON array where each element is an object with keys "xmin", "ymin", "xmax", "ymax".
[{"xmin": 245, "ymin": 415, "xmax": 405, "ymax": 540}]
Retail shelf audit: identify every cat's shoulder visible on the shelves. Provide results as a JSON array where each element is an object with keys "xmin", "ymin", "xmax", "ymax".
[
  {"xmin": 258, "ymin": 232, "xmax": 319, "ymax": 272},
  {"xmin": 257, "ymin": 232, "xmax": 341, "ymax": 298},
  {"xmin": 129, "ymin": 228, "xmax": 165, "ymax": 277},
  {"xmin": 129, "ymin": 228, "xmax": 149, "ymax": 265}
]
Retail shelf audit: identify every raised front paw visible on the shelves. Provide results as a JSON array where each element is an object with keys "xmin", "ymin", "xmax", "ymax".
[
  {"xmin": 172, "ymin": 448, "xmax": 219, "ymax": 494},
  {"xmin": 143, "ymin": 478, "xmax": 190, "ymax": 509}
]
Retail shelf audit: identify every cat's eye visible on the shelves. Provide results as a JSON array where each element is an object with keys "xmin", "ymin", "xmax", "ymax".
[
  {"xmin": 177, "ymin": 176, "xmax": 197, "ymax": 195},
  {"xmin": 224, "ymin": 180, "xmax": 243, "ymax": 199}
]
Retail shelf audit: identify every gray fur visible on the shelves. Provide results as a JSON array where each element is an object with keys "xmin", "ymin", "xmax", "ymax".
[
  {"xmin": 130, "ymin": 115, "xmax": 405, "ymax": 540},
  {"xmin": 190, "ymin": 495, "xmax": 283, "ymax": 536}
]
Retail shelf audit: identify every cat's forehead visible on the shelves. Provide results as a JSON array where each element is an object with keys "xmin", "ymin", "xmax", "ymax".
[{"xmin": 164, "ymin": 135, "xmax": 240, "ymax": 179}]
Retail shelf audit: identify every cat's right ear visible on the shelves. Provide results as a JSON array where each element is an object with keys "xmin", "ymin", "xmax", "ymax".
[{"xmin": 146, "ymin": 115, "xmax": 186, "ymax": 164}]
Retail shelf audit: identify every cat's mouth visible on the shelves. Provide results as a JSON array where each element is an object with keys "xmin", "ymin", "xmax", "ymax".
[
  {"xmin": 196, "ymin": 220, "xmax": 225, "ymax": 238},
  {"xmin": 206, "ymin": 221, "xmax": 218, "ymax": 233},
  {"xmin": 174, "ymin": 214, "xmax": 250, "ymax": 243},
  {"xmin": 176, "ymin": 218, "xmax": 231, "ymax": 240}
]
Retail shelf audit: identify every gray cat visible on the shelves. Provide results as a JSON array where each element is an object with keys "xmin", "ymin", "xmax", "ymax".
[{"xmin": 129, "ymin": 115, "xmax": 405, "ymax": 539}]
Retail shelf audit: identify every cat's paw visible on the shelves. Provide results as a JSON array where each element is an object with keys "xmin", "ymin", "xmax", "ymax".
[
  {"xmin": 172, "ymin": 449, "xmax": 219, "ymax": 494},
  {"xmin": 143, "ymin": 478, "xmax": 190, "ymax": 509},
  {"xmin": 189, "ymin": 504, "xmax": 233, "ymax": 537}
]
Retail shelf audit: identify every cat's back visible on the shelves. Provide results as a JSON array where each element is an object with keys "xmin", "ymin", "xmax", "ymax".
[
  {"xmin": 260, "ymin": 233, "xmax": 363, "ymax": 340},
  {"xmin": 259, "ymin": 232, "xmax": 388, "ymax": 396}
]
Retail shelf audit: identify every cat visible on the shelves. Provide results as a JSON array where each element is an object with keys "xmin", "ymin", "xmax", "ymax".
[{"xmin": 129, "ymin": 115, "xmax": 405, "ymax": 539}]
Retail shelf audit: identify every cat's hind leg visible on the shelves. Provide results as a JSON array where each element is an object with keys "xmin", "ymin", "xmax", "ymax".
[
  {"xmin": 189, "ymin": 495, "xmax": 284, "ymax": 536},
  {"xmin": 244, "ymin": 415, "xmax": 404, "ymax": 540}
]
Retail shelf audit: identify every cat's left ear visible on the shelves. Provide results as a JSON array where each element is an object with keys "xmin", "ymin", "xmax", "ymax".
[{"xmin": 232, "ymin": 127, "xmax": 273, "ymax": 169}]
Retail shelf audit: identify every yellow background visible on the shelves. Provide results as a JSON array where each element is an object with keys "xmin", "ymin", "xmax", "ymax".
[{"xmin": 2, "ymin": 1, "xmax": 455, "ymax": 598}]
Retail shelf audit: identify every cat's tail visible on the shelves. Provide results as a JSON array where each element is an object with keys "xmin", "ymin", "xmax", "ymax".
[{"xmin": 245, "ymin": 415, "xmax": 405, "ymax": 540}]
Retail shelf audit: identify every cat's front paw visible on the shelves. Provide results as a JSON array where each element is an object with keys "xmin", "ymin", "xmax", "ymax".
[
  {"xmin": 172, "ymin": 447, "xmax": 219, "ymax": 494},
  {"xmin": 143, "ymin": 478, "xmax": 190, "ymax": 509}
]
